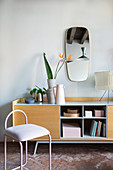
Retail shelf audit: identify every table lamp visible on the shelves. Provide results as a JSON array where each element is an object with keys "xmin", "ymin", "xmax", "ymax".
[{"xmin": 95, "ymin": 71, "xmax": 113, "ymax": 102}]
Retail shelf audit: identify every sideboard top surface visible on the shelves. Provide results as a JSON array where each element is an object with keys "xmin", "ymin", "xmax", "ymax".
[{"xmin": 14, "ymin": 101, "xmax": 113, "ymax": 106}]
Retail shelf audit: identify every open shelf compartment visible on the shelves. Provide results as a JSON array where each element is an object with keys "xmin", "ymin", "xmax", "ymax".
[
  {"xmin": 84, "ymin": 105, "xmax": 106, "ymax": 118},
  {"xmin": 60, "ymin": 119, "xmax": 83, "ymax": 138},
  {"xmin": 61, "ymin": 106, "xmax": 83, "ymax": 118},
  {"xmin": 84, "ymin": 119, "xmax": 107, "ymax": 138}
]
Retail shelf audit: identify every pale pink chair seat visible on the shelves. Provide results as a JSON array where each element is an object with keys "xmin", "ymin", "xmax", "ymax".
[
  {"xmin": 4, "ymin": 124, "xmax": 50, "ymax": 141},
  {"xmin": 4, "ymin": 110, "xmax": 51, "ymax": 170}
]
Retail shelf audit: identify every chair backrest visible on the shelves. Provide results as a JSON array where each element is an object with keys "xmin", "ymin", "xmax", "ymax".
[{"xmin": 5, "ymin": 109, "xmax": 27, "ymax": 129}]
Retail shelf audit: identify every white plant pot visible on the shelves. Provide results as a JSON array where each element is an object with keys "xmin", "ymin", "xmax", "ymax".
[
  {"xmin": 47, "ymin": 79, "xmax": 55, "ymax": 89},
  {"xmin": 47, "ymin": 79, "xmax": 56, "ymax": 104}
]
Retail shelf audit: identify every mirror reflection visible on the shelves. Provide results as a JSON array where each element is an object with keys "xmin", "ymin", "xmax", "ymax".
[{"xmin": 65, "ymin": 27, "xmax": 90, "ymax": 81}]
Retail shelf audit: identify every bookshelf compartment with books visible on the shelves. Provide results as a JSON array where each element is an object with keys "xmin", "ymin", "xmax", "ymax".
[
  {"xmin": 84, "ymin": 105, "xmax": 106, "ymax": 118},
  {"xmin": 84, "ymin": 119, "xmax": 106, "ymax": 138},
  {"xmin": 60, "ymin": 119, "xmax": 83, "ymax": 138},
  {"xmin": 60, "ymin": 106, "xmax": 82, "ymax": 118}
]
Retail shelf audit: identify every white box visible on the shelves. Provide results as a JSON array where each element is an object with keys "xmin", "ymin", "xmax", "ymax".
[
  {"xmin": 62, "ymin": 123, "xmax": 81, "ymax": 138},
  {"xmin": 85, "ymin": 111, "xmax": 92, "ymax": 117}
]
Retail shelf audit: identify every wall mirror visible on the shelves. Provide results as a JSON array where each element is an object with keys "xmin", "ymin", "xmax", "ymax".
[{"xmin": 65, "ymin": 27, "xmax": 90, "ymax": 81}]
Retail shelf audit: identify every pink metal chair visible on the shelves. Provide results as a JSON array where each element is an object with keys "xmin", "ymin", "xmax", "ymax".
[{"xmin": 4, "ymin": 109, "xmax": 51, "ymax": 170}]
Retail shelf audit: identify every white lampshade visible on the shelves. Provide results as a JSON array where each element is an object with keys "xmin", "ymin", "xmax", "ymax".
[{"xmin": 95, "ymin": 71, "xmax": 113, "ymax": 90}]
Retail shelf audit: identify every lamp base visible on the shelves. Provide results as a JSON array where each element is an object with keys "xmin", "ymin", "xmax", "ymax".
[{"xmin": 99, "ymin": 90, "xmax": 110, "ymax": 103}]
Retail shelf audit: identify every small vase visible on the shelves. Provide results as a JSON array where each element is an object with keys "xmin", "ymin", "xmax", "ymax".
[
  {"xmin": 47, "ymin": 79, "xmax": 55, "ymax": 89},
  {"xmin": 47, "ymin": 89, "xmax": 55, "ymax": 104},
  {"xmin": 35, "ymin": 93, "xmax": 43, "ymax": 102},
  {"xmin": 47, "ymin": 79, "xmax": 55, "ymax": 104},
  {"xmin": 37, "ymin": 93, "xmax": 43, "ymax": 102}
]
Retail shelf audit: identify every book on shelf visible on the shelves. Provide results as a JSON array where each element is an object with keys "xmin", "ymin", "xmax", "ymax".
[
  {"xmin": 93, "ymin": 121, "xmax": 97, "ymax": 136},
  {"xmin": 90, "ymin": 120, "xmax": 104, "ymax": 137},
  {"xmin": 95, "ymin": 121, "xmax": 99, "ymax": 136},
  {"xmin": 97, "ymin": 121, "xmax": 102, "ymax": 136},
  {"xmin": 90, "ymin": 120, "xmax": 95, "ymax": 136},
  {"xmin": 103, "ymin": 123, "xmax": 106, "ymax": 137}
]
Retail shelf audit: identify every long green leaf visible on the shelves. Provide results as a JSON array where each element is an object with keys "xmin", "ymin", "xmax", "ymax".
[
  {"xmin": 43, "ymin": 53, "xmax": 53, "ymax": 79},
  {"xmin": 54, "ymin": 60, "xmax": 65, "ymax": 79},
  {"xmin": 54, "ymin": 60, "xmax": 60, "ymax": 79}
]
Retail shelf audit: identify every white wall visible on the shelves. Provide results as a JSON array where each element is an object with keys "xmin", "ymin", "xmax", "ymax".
[{"xmin": 0, "ymin": 0, "xmax": 113, "ymax": 141}]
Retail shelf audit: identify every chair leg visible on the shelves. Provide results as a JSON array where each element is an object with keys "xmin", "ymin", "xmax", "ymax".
[
  {"xmin": 33, "ymin": 141, "xmax": 39, "ymax": 156},
  {"xmin": 19, "ymin": 141, "xmax": 23, "ymax": 170},
  {"xmin": 4, "ymin": 135, "xmax": 7, "ymax": 170},
  {"xmin": 25, "ymin": 141, "xmax": 27, "ymax": 165},
  {"xmin": 48, "ymin": 134, "xmax": 51, "ymax": 170}
]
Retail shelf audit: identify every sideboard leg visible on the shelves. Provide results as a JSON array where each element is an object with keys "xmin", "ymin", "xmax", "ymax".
[{"xmin": 33, "ymin": 141, "xmax": 39, "ymax": 156}]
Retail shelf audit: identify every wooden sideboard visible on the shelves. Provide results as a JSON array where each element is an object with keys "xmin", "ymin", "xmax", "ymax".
[{"xmin": 12, "ymin": 98, "xmax": 113, "ymax": 143}]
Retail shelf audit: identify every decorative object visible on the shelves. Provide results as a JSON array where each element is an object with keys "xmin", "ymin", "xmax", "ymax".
[
  {"xmin": 46, "ymin": 79, "xmax": 55, "ymax": 104},
  {"xmin": 53, "ymin": 84, "xmax": 65, "ymax": 104},
  {"xmin": 63, "ymin": 108, "xmax": 80, "ymax": 117},
  {"xmin": 43, "ymin": 52, "xmax": 72, "ymax": 79},
  {"xmin": 43, "ymin": 52, "xmax": 72, "ymax": 104},
  {"xmin": 63, "ymin": 112, "xmax": 80, "ymax": 117},
  {"xmin": 30, "ymin": 86, "xmax": 46, "ymax": 102},
  {"xmin": 62, "ymin": 123, "xmax": 81, "ymax": 138},
  {"xmin": 25, "ymin": 97, "xmax": 35, "ymax": 104},
  {"xmin": 47, "ymin": 79, "xmax": 55, "ymax": 89},
  {"xmin": 95, "ymin": 71, "xmax": 113, "ymax": 102},
  {"xmin": 85, "ymin": 110, "xmax": 92, "ymax": 117},
  {"xmin": 94, "ymin": 110, "xmax": 104, "ymax": 117},
  {"xmin": 65, "ymin": 26, "xmax": 90, "ymax": 81},
  {"xmin": 46, "ymin": 88, "xmax": 55, "ymax": 104},
  {"xmin": 37, "ymin": 93, "xmax": 43, "ymax": 102},
  {"xmin": 67, "ymin": 109, "xmax": 78, "ymax": 113}
]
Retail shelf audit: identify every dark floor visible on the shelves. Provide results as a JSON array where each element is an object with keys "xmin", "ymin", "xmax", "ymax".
[{"xmin": 0, "ymin": 142, "xmax": 113, "ymax": 170}]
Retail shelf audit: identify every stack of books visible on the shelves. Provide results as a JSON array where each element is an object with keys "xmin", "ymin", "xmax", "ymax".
[{"xmin": 90, "ymin": 120, "xmax": 106, "ymax": 137}]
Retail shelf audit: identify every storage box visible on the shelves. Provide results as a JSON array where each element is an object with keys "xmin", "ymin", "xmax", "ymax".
[
  {"xmin": 94, "ymin": 110, "xmax": 104, "ymax": 117},
  {"xmin": 85, "ymin": 111, "xmax": 92, "ymax": 117},
  {"xmin": 62, "ymin": 123, "xmax": 81, "ymax": 138}
]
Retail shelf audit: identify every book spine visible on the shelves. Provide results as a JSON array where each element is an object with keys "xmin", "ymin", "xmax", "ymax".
[
  {"xmin": 95, "ymin": 121, "xmax": 99, "ymax": 136},
  {"xmin": 103, "ymin": 123, "xmax": 106, "ymax": 137},
  {"xmin": 98, "ymin": 121, "xmax": 102, "ymax": 136},
  {"xmin": 94, "ymin": 121, "xmax": 97, "ymax": 136},
  {"xmin": 90, "ymin": 120, "xmax": 95, "ymax": 136},
  {"xmin": 92, "ymin": 120, "xmax": 96, "ymax": 136}
]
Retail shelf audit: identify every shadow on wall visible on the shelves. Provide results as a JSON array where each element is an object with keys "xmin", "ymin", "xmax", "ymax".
[
  {"xmin": 0, "ymin": 103, "xmax": 12, "ymax": 141},
  {"xmin": 0, "ymin": 53, "xmax": 43, "ymax": 107},
  {"xmin": 0, "ymin": 53, "xmax": 43, "ymax": 141}
]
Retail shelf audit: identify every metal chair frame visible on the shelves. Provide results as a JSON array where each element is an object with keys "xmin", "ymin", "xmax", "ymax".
[{"xmin": 4, "ymin": 109, "xmax": 51, "ymax": 170}]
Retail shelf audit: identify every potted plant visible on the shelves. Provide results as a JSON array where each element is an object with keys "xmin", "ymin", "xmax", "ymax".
[
  {"xmin": 43, "ymin": 52, "xmax": 72, "ymax": 88},
  {"xmin": 43, "ymin": 52, "xmax": 72, "ymax": 104},
  {"xmin": 30, "ymin": 85, "xmax": 46, "ymax": 102}
]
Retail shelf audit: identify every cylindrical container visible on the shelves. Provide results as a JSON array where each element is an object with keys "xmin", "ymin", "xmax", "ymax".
[
  {"xmin": 47, "ymin": 89, "xmax": 55, "ymax": 104},
  {"xmin": 37, "ymin": 93, "xmax": 43, "ymax": 102},
  {"xmin": 47, "ymin": 79, "xmax": 55, "ymax": 89},
  {"xmin": 54, "ymin": 84, "xmax": 65, "ymax": 104}
]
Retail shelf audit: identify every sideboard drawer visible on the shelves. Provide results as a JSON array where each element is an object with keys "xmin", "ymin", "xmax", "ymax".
[{"xmin": 13, "ymin": 105, "xmax": 60, "ymax": 140}]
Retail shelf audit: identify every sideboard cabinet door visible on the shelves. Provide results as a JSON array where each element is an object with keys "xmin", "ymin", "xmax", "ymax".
[
  {"xmin": 107, "ymin": 106, "xmax": 113, "ymax": 139},
  {"xmin": 13, "ymin": 105, "xmax": 60, "ymax": 140}
]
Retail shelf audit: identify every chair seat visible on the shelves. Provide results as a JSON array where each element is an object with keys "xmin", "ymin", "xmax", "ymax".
[{"xmin": 4, "ymin": 124, "xmax": 50, "ymax": 141}]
